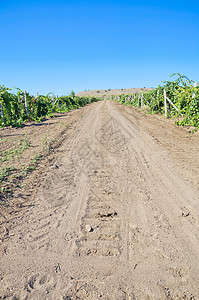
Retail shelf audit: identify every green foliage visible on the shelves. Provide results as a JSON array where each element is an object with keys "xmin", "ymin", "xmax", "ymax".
[
  {"xmin": 41, "ymin": 134, "xmax": 49, "ymax": 152},
  {"xmin": 0, "ymin": 85, "xmax": 100, "ymax": 127},
  {"xmin": 0, "ymin": 134, "xmax": 31, "ymax": 162},
  {"xmin": 0, "ymin": 166, "xmax": 16, "ymax": 182},
  {"xmin": 114, "ymin": 74, "xmax": 199, "ymax": 131},
  {"xmin": 70, "ymin": 90, "xmax": 75, "ymax": 98}
]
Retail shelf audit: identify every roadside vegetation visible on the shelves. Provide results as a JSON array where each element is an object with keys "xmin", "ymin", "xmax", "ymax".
[
  {"xmin": 0, "ymin": 87, "xmax": 100, "ymax": 127},
  {"xmin": 0, "ymin": 134, "xmax": 43, "ymax": 204},
  {"xmin": 114, "ymin": 74, "xmax": 199, "ymax": 131}
]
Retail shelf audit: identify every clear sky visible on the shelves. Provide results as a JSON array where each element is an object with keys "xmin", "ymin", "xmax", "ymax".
[{"xmin": 0, "ymin": 0, "xmax": 199, "ymax": 96}]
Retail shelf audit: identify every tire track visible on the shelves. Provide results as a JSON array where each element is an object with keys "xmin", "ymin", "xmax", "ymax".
[{"xmin": 1, "ymin": 100, "xmax": 199, "ymax": 299}]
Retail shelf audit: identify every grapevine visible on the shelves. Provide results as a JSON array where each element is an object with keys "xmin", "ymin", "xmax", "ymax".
[
  {"xmin": 113, "ymin": 74, "xmax": 199, "ymax": 131},
  {"xmin": 0, "ymin": 86, "xmax": 100, "ymax": 127}
]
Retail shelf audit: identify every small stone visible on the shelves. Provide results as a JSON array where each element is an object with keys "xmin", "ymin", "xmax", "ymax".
[
  {"xmin": 182, "ymin": 212, "xmax": 190, "ymax": 217},
  {"xmin": 86, "ymin": 224, "xmax": 93, "ymax": 232}
]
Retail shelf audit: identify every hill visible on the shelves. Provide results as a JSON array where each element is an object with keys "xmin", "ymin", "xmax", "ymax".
[{"xmin": 76, "ymin": 87, "xmax": 153, "ymax": 98}]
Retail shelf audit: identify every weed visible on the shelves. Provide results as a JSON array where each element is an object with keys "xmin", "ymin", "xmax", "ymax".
[
  {"xmin": 18, "ymin": 133, "xmax": 31, "ymax": 148},
  {"xmin": 59, "ymin": 121, "xmax": 68, "ymax": 128},
  {"xmin": 0, "ymin": 166, "xmax": 16, "ymax": 182},
  {"xmin": 21, "ymin": 165, "xmax": 36, "ymax": 176},
  {"xmin": 0, "ymin": 134, "xmax": 31, "ymax": 162},
  {"xmin": 41, "ymin": 134, "xmax": 49, "ymax": 152}
]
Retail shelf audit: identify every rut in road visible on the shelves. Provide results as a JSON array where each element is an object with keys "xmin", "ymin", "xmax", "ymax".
[{"xmin": 0, "ymin": 100, "xmax": 199, "ymax": 299}]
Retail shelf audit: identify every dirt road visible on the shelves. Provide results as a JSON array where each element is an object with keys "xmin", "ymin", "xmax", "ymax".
[{"xmin": 1, "ymin": 100, "xmax": 199, "ymax": 299}]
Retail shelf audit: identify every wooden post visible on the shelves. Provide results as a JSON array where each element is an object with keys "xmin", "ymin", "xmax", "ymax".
[
  {"xmin": 57, "ymin": 95, "xmax": 59, "ymax": 107},
  {"xmin": 141, "ymin": 93, "xmax": 143, "ymax": 108},
  {"xmin": 166, "ymin": 96, "xmax": 179, "ymax": 112},
  {"xmin": 164, "ymin": 89, "xmax": 167, "ymax": 117},
  {"xmin": 138, "ymin": 93, "xmax": 140, "ymax": 107},
  {"xmin": 0, "ymin": 103, "xmax": 4, "ymax": 121},
  {"xmin": 34, "ymin": 92, "xmax": 38, "ymax": 102},
  {"xmin": 193, "ymin": 82, "xmax": 197, "ymax": 98},
  {"xmin": 24, "ymin": 91, "xmax": 28, "ymax": 116}
]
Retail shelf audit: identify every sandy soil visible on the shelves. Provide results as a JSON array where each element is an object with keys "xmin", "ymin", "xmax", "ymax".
[
  {"xmin": 0, "ymin": 100, "xmax": 199, "ymax": 299},
  {"xmin": 0, "ymin": 108, "xmax": 88, "ymax": 213},
  {"xmin": 76, "ymin": 88, "xmax": 152, "ymax": 98}
]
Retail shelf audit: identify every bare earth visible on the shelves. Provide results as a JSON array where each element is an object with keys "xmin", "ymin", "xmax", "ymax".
[
  {"xmin": 0, "ymin": 100, "xmax": 199, "ymax": 299},
  {"xmin": 76, "ymin": 88, "xmax": 152, "ymax": 98}
]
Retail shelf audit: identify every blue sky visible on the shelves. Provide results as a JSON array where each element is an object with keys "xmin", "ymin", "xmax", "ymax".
[{"xmin": 0, "ymin": 0, "xmax": 199, "ymax": 95}]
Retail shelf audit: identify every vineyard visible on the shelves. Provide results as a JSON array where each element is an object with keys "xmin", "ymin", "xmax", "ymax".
[
  {"xmin": 113, "ymin": 74, "xmax": 199, "ymax": 131},
  {"xmin": 0, "ymin": 86, "xmax": 100, "ymax": 127},
  {"xmin": 1, "ymin": 74, "xmax": 199, "ymax": 130}
]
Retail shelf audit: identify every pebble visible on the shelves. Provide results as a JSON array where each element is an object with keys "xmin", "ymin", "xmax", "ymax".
[
  {"xmin": 86, "ymin": 224, "xmax": 93, "ymax": 232},
  {"xmin": 182, "ymin": 211, "xmax": 190, "ymax": 217}
]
